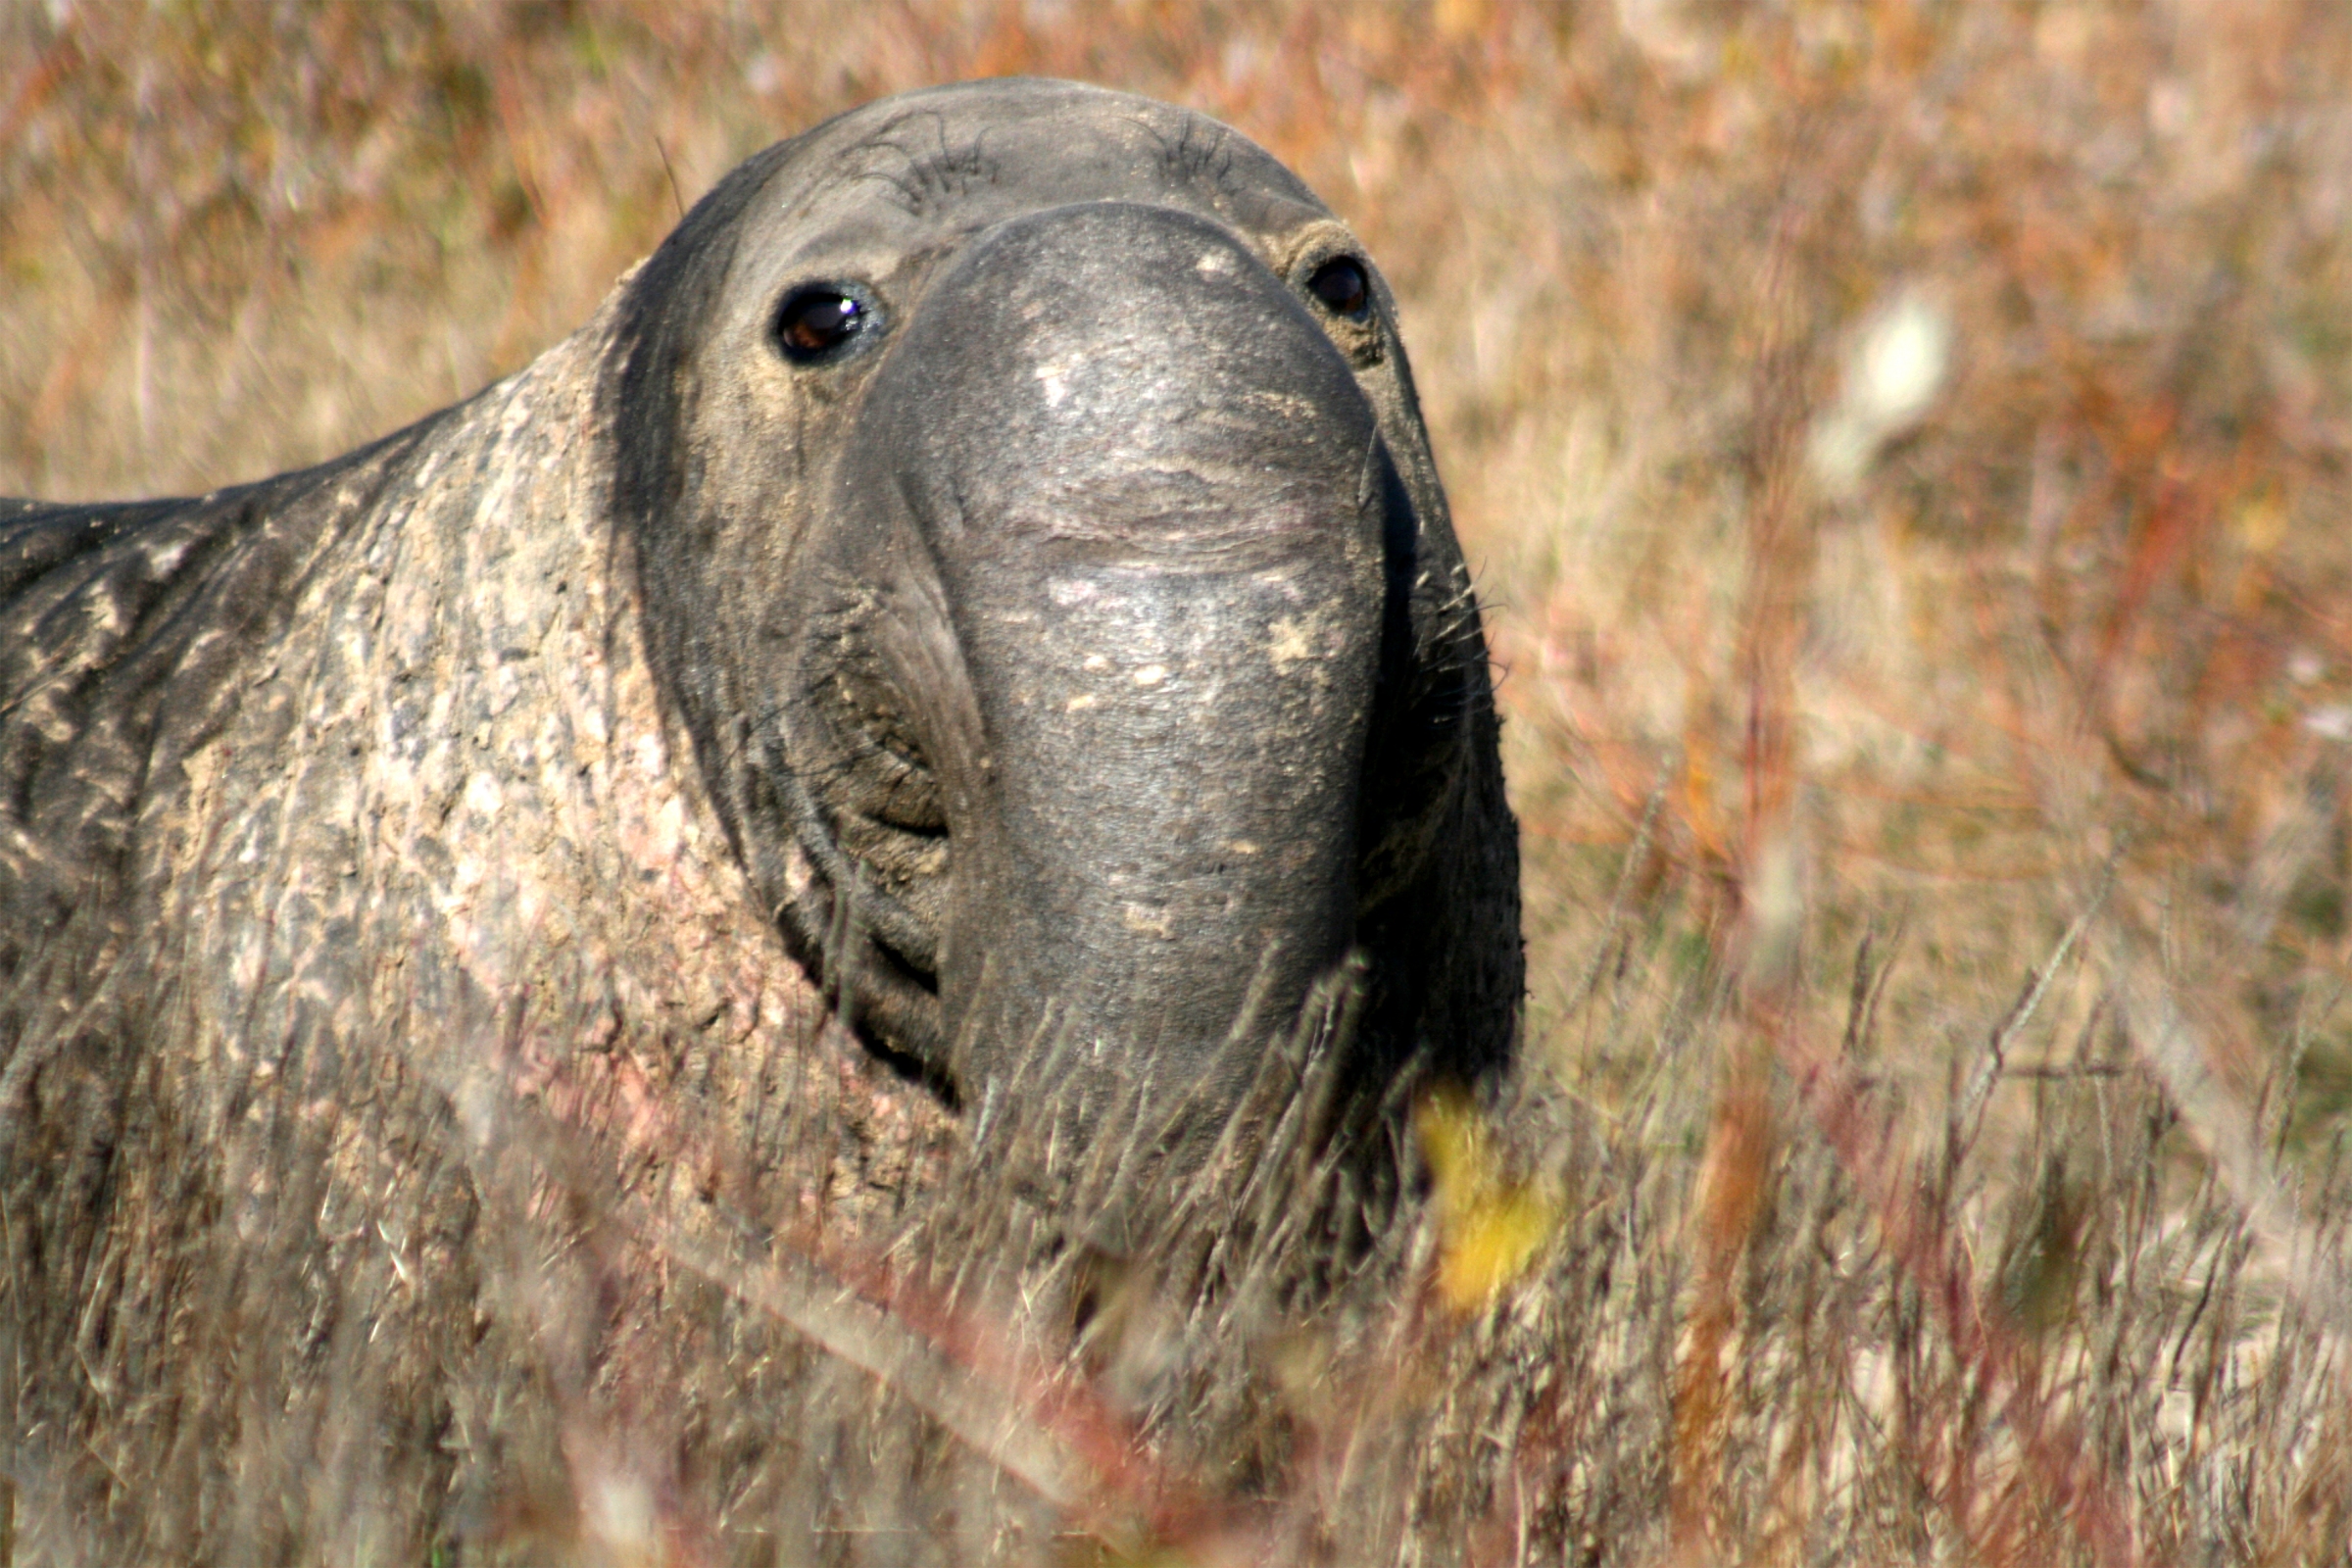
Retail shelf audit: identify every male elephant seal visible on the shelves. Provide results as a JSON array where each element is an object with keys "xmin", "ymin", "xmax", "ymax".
[{"xmin": 0, "ymin": 79, "xmax": 1517, "ymax": 1561}]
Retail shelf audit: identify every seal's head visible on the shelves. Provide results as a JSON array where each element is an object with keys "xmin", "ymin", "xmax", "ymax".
[{"xmin": 609, "ymin": 79, "xmax": 1517, "ymax": 1145}]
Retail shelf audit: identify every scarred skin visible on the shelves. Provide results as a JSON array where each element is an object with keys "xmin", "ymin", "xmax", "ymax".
[{"xmin": 0, "ymin": 79, "xmax": 1517, "ymax": 1562}]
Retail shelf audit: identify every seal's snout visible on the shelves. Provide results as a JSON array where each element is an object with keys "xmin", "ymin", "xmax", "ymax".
[{"xmin": 819, "ymin": 200, "xmax": 1396, "ymax": 1111}]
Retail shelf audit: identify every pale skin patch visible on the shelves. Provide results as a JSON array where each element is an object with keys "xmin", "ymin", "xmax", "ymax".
[
  {"xmin": 1121, "ymin": 902, "xmax": 1175, "ymax": 938},
  {"xmin": 463, "ymin": 770, "xmax": 504, "ymax": 817},
  {"xmin": 1034, "ymin": 357, "xmax": 1083, "ymax": 407},
  {"xmin": 1267, "ymin": 617, "xmax": 1312, "ymax": 667}
]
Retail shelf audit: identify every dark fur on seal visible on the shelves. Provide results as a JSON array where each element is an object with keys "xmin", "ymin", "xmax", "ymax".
[{"xmin": 0, "ymin": 79, "xmax": 1518, "ymax": 1563}]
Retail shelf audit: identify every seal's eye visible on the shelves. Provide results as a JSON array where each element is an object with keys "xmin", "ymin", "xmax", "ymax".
[
  {"xmin": 773, "ymin": 286, "xmax": 875, "ymax": 363},
  {"xmin": 1306, "ymin": 257, "xmax": 1372, "ymax": 318}
]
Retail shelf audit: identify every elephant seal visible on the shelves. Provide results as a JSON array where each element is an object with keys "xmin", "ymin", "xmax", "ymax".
[{"xmin": 0, "ymin": 78, "xmax": 1517, "ymax": 1562}]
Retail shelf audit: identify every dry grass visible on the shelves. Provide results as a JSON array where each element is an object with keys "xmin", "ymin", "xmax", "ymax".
[{"xmin": 7, "ymin": 1, "xmax": 2352, "ymax": 1563}]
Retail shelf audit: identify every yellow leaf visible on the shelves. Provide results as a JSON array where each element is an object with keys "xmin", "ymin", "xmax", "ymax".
[{"xmin": 1416, "ymin": 1086, "xmax": 1558, "ymax": 1312}]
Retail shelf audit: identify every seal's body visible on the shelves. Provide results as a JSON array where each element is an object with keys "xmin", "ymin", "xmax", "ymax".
[{"xmin": 0, "ymin": 79, "xmax": 1517, "ymax": 1563}]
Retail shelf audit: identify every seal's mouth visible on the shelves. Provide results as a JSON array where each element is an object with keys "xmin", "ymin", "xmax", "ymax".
[{"xmin": 766, "ymin": 602, "xmax": 955, "ymax": 1084}]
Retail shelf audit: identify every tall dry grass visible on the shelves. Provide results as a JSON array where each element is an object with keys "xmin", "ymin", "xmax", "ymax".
[{"xmin": 7, "ymin": 1, "xmax": 2352, "ymax": 1563}]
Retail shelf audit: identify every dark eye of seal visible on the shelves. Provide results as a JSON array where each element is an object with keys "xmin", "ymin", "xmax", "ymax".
[
  {"xmin": 1306, "ymin": 256, "xmax": 1371, "ymax": 318},
  {"xmin": 773, "ymin": 285, "xmax": 875, "ymax": 362}
]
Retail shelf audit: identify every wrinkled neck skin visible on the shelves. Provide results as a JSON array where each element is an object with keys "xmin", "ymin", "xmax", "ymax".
[
  {"xmin": 79, "ymin": 303, "xmax": 945, "ymax": 1209},
  {"xmin": 609, "ymin": 81, "xmax": 1518, "ymax": 1173}
]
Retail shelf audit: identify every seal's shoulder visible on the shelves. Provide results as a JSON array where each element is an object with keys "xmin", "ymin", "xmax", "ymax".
[{"xmin": 0, "ymin": 496, "xmax": 194, "ymax": 601}]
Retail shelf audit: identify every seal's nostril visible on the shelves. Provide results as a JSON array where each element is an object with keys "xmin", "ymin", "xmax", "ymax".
[
  {"xmin": 774, "ymin": 285, "xmax": 878, "ymax": 362},
  {"xmin": 1306, "ymin": 256, "xmax": 1371, "ymax": 318}
]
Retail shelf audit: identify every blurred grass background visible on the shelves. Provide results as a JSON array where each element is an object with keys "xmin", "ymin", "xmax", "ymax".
[{"xmin": 8, "ymin": 1, "xmax": 2352, "ymax": 1561}]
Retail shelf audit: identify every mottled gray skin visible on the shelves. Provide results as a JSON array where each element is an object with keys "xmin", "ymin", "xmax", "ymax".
[{"xmin": 0, "ymin": 79, "xmax": 1517, "ymax": 1560}]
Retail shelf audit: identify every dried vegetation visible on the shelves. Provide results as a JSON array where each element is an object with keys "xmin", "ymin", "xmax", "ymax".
[{"xmin": 6, "ymin": 1, "xmax": 2352, "ymax": 1563}]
